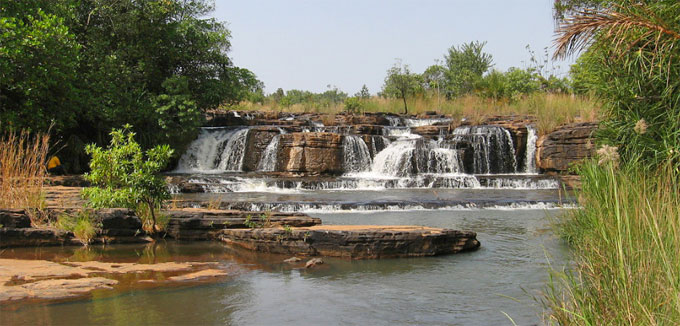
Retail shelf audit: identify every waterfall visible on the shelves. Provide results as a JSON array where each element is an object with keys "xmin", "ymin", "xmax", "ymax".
[
  {"xmin": 257, "ymin": 135, "xmax": 281, "ymax": 172},
  {"xmin": 176, "ymin": 128, "xmax": 250, "ymax": 172},
  {"xmin": 524, "ymin": 125, "xmax": 538, "ymax": 174},
  {"xmin": 452, "ymin": 126, "xmax": 517, "ymax": 174},
  {"xmin": 370, "ymin": 136, "xmax": 391, "ymax": 157},
  {"xmin": 369, "ymin": 139, "xmax": 462, "ymax": 177},
  {"xmin": 404, "ymin": 118, "xmax": 452, "ymax": 127},
  {"xmin": 343, "ymin": 135, "xmax": 372, "ymax": 173},
  {"xmin": 386, "ymin": 116, "xmax": 402, "ymax": 127}
]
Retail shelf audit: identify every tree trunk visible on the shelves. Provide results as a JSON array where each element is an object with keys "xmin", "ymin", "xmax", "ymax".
[
  {"xmin": 401, "ymin": 91, "xmax": 408, "ymax": 115},
  {"xmin": 147, "ymin": 200, "xmax": 157, "ymax": 233}
]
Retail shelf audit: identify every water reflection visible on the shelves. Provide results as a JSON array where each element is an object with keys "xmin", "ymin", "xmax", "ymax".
[{"xmin": 2, "ymin": 209, "xmax": 567, "ymax": 325}]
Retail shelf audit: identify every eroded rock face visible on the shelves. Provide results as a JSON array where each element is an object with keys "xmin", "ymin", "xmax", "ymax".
[
  {"xmin": 0, "ymin": 209, "xmax": 31, "ymax": 228},
  {"xmin": 537, "ymin": 122, "xmax": 598, "ymax": 173},
  {"xmin": 276, "ymin": 132, "xmax": 344, "ymax": 175},
  {"xmin": 219, "ymin": 225, "xmax": 480, "ymax": 259},
  {"xmin": 242, "ymin": 126, "xmax": 281, "ymax": 172},
  {"xmin": 0, "ymin": 228, "xmax": 78, "ymax": 248},
  {"xmin": 165, "ymin": 208, "xmax": 321, "ymax": 241}
]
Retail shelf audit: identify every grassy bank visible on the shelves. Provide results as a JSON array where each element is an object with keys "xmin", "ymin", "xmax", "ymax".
[
  {"xmin": 234, "ymin": 93, "xmax": 600, "ymax": 135},
  {"xmin": 545, "ymin": 162, "xmax": 680, "ymax": 325}
]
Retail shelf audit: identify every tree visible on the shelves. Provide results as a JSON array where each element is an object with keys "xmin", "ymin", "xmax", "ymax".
[
  {"xmin": 356, "ymin": 85, "xmax": 370, "ymax": 99},
  {"xmin": 443, "ymin": 41, "xmax": 493, "ymax": 97},
  {"xmin": 82, "ymin": 125, "xmax": 173, "ymax": 233},
  {"xmin": 382, "ymin": 62, "xmax": 422, "ymax": 114},
  {"xmin": 1, "ymin": 0, "xmax": 263, "ymax": 171},
  {"xmin": 422, "ymin": 63, "xmax": 446, "ymax": 110}
]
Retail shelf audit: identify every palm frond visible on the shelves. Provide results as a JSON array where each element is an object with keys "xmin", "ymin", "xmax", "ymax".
[{"xmin": 553, "ymin": 4, "xmax": 680, "ymax": 59}]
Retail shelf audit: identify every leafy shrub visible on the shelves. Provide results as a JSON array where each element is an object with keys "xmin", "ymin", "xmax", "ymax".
[
  {"xmin": 344, "ymin": 97, "xmax": 363, "ymax": 114},
  {"xmin": 82, "ymin": 125, "xmax": 173, "ymax": 233}
]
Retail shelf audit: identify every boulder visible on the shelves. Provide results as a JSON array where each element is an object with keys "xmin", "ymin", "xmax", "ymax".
[
  {"xmin": 276, "ymin": 132, "xmax": 344, "ymax": 175},
  {"xmin": 537, "ymin": 122, "xmax": 598, "ymax": 173}
]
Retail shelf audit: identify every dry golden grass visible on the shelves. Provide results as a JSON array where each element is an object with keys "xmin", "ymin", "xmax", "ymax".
[
  {"xmin": 234, "ymin": 93, "xmax": 600, "ymax": 135},
  {"xmin": 0, "ymin": 129, "xmax": 50, "ymax": 222}
]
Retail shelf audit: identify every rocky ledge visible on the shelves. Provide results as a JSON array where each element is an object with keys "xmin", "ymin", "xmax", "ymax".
[{"xmin": 219, "ymin": 225, "xmax": 480, "ymax": 259}]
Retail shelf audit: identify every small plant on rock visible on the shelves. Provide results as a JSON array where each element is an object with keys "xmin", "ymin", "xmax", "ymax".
[
  {"xmin": 82, "ymin": 125, "xmax": 173, "ymax": 234},
  {"xmin": 56, "ymin": 210, "xmax": 101, "ymax": 245}
]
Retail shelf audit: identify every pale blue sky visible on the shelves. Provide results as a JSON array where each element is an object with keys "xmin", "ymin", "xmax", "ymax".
[{"xmin": 213, "ymin": 0, "xmax": 573, "ymax": 94}]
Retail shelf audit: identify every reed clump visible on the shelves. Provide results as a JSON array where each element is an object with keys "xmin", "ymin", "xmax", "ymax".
[
  {"xmin": 0, "ymin": 129, "xmax": 50, "ymax": 222},
  {"xmin": 544, "ymin": 162, "xmax": 680, "ymax": 325}
]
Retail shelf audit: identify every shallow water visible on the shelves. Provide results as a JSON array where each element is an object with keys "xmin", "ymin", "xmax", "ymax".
[{"xmin": 2, "ymin": 209, "xmax": 567, "ymax": 325}]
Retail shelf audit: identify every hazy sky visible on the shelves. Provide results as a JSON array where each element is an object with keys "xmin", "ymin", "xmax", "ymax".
[{"xmin": 213, "ymin": 0, "xmax": 573, "ymax": 94}]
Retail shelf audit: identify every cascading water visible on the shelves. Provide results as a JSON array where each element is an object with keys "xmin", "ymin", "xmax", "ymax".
[
  {"xmin": 257, "ymin": 135, "xmax": 281, "ymax": 172},
  {"xmin": 343, "ymin": 135, "xmax": 372, "ymax": 173},
  {"xmin": 524, "ymin": 125, "xmax": 538, "ymax": 174},
  {"xmin": 369, "ymin": 138, "xmax": 463, "ymax": 177},
  {"xmin": 452, "ymin": 126, "xmax": 517, "ymax": 174},
  {"xmin": 176, "ymin": 127, "xmax": 250, "ymax": 172}
]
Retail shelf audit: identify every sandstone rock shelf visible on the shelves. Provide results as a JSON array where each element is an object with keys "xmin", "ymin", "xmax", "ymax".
[{"xmin": 220, "ymin": 225, "xmax": 480, "ymax": 259}]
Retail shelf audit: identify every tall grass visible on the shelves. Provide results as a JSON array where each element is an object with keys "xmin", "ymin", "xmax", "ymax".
[
  {"xmin": 234, "ymin": 93, "xmax": 600, "ymax": 135},
  {"xmin": 545, "ymin": 162, "xmax": 680, "ymax": 325},
  {"xmin": 0, "ymin": 129, "xmax": 50, "ymax": 219}
]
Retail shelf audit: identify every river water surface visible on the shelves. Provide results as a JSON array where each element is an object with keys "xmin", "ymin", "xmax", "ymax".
[{"xmin": 2, "ymin": 207, "xmax": 568, "ymax": 325}]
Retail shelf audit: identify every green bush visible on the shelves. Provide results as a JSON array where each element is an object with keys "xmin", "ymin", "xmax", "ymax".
[
  {"xmin": 56, "ymin": 211, "xmax": 101, "ymax": 245},
  {"xmin": 82, "ymin": 125, "xmax": 173, "ymax": 233}
]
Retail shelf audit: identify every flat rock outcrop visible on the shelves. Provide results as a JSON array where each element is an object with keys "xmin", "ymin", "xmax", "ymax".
[
  {"xmin": 537, "ymin": 122, "xmax": 598, "ymax": 173},
  {"xmin": 276, "ymin": 132, "xmax": 344, "ymax": 175},
  {"xmin": 219, "ymin": 225, "xmax": 480, "ymax": 259},
  {"xmin": 165, "ymin": 208, "xmax": 321, "ymax": 241}
]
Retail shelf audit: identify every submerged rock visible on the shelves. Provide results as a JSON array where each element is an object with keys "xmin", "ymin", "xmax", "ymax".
[
  {"xmin": 305, "ymin": 258, "xmax": 324, "ymax": 268},
  {"xmin": 284, "ymin": 257, "xmax": 302, "ymax": 263}
]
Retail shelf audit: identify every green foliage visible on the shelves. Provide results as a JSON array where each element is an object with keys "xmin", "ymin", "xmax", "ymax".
[
  {"xmin": 244, "ymin": 212, "xmax": 272, "ymax": 229},
  {"xmin": 382, "ymin": 61, "xmax": 423, "ymax": 114},
  {"xmin": 56, "ymin": 211, "xmax": 101, "ymax": 245},
  {"xmin": 343, "ymin": 97, "xmax": 363, "ymax": 114},
  {"xmin": 356, "ymin": 84, "xmax": 371, "ymax": 99},
  {"xmin": 546, "ymin": 162, "xmax": 680, "ymax": 325},
  {"xmin": 443, "ymin": 41, "xmax": 493, "ymax": 97},
  {"xmin": 1, "ymin": 0, "xmax": 262, "ymax": 171},
  {"xmin": 82, "ymin": 126, "xmax": 173, "ymax": 233},
  {"xmin": 561, "ymin": 1, "xmax": 680, "ymax": 171}
]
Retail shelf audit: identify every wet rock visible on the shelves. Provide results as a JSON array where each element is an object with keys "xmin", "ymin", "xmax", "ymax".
[
  {"xmin": 284, "ymin": 257, "xmax": 302, "ymax": 263},
  {"xmin": 164, "ymin": 208, "xmax": 321, "ymax": 241},
  {"xmin": 536, "ymin": 122, "xmax": 598, "ymax": 173},
  {"xmin": 0, "ymin": 228, "xmax": 78, "ymax": 248},
  {"xmin": 219, "ymin": 225, "xmax": 480, "ymax": 259},
  {"xmin": 0, "ymin": 209, "xmax": 31, "ymax": 228},
  {"xmin": 0, "ymin": 277, "xmax": 118, "ymax": 302},
  {"xmin": 482, "ymin": 115, "xmax": 536, "ymax": 169},
  {"xmin": 305, "ymin": 258, "xmax": 324, "ymax": 268},
  {"xmin": 167, "ymin": 269, "xmax": 229, "ymax": 281},
  {"xmin": 411, "ymin": 125, "xmax": 446, "ymax": 138},
  {"xmin": 276, "ymin": 132, "xmax": 344, "ymax": 175},
  {"xmin": 242, "ymin": 126, "xmax": 281, "ymax": 172}
]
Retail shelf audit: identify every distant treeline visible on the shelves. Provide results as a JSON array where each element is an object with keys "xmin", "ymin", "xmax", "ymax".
[{"xmin": 248, "ymin": 42, "xmax": 577, "ymax": 114}]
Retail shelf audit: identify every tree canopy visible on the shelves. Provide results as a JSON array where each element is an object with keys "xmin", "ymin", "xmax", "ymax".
[{"xmin": 1, "ymin": 0, "xmax": 261, "ymax": 171}]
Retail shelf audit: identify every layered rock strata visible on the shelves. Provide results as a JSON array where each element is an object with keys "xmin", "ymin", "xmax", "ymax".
[{"xmin": 220, "ymin": 225, "xmax": 480, "ymax": 259}]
